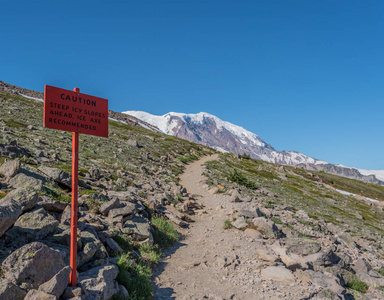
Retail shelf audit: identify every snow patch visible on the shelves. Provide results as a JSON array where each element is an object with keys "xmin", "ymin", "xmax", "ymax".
[{"xmin": 20, "ymin": 94, "xmax": 43, "ymax": 102}]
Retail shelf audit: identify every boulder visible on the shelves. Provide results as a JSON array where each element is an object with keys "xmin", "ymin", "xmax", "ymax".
[
  {"xmin": 127, "ymin": 139, "xmax": 139, "ymax": 148},
  {"xmin": 38, "ymin": 166, "xmax": 71, "ymax": 188},
  {"xmin": 244, "ymin": 228, "xmax": 263, "ymax": 239},
  {"xmin": 2, "ymin": 242, "xmax": 66, "ymax": 290},
  {"xmin": 105, "ymin": 238, "xmax": 124, "ymax": 257},
  {"xmin": 9, "ymin": 173, "xmax": 43, "ymax": 191},
  {"xmin": 0, "ymin": 279, "xmax": 26, "ymax": 300},
  {"xmin": 231, "ymin": 217, "xmax": 248, "ymax": 229},
  {"xmin": 78, "ymin": 227, "xmax": 107, "ymax": 267},
  {"xmin": 260, "ymin": 266, "xmax": 295, "ymax": 282},
  {"xmin": 252, "ymin": 217, "xmax": 280, "ymax": 238},
  {"xmin": 354, "ymin": 258, "xmax": 372, "ymax": 274},
  {"xmin": 24, "ymin": 289, "xmax": 56, "ymax": 300},
  {"xmin": 62, "ymin": 286, "xmax": 82, "ymax": 299},
  {"xmin": 5, "ymin": 207, "xmax": 59, "ymax": 243},
  {"xmin": 0, "ymin": 199, "xmax": 21, "ymax": 237},
  {"xmin": 99, "ymin": 197, "xmax": 120, "ymax": 216},
  {"xmin": 108, "ymin": 202, "xmax": 136, "ymax": 218},
  {"xmin": 313, "ymin": 249, "xmax": 341, "ymax": 267},
  {"xmin": 124, "ymin": 215, "xmax": 153, "ymax": 242},
  {"xmin": 79, "ymin": 264, "xmax": 119, "ymax": 299},
  {"xmin": 2, "ymin": 187, "xmax": 39, "ymax": 213},
  {"xmin": 296, "ymin": 270, "xmax": 345, "ymax": 295},
  {"xmin": 38, "ymin": 266, "xmax": 72, "ymax": 298},
  {"xmin": 39, "ymin": 198, "xmax": 68, "ymax": 213},
  {"xmin": 0, "ymin": 159, "xmax": 20, "ymax": 179},
  {"xmin": 285, "ymin": 238, "xmax": 321, "ymax": 256}
]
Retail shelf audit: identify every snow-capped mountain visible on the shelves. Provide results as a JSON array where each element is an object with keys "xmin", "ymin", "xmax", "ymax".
[{"xmin": 123, "ymin": 111, "xmax": 384, "ymax": 185}]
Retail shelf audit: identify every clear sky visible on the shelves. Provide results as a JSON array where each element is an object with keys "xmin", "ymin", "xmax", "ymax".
[{"xmin": 1, "ymin": 0, "xmax": 383, "ymax": 169}]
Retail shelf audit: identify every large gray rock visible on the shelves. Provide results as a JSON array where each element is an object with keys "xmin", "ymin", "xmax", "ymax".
[
  {"xmin": 2, "ymin": 187, "xmax": 39, "ymax": 213},
  {"xmin": 38, "ymin": 166, "xmax": 71, "ymax": 188},
  {"xmin": 285, "ymin": 238, "xmax": 321, "ymax": 256},
  {"xmin": 9, "ymin": 173, "xmax": 43, "ymax": 190},
  {"xmin": 252, "ymin": 217, "xmax": 280, "ymax": 238},
  {"xmin": 2, "ymin": 242, "xmax": 66, "ymax": 290},
  {"xmin": 38, "ymin": 266, "xmax": 72, "ymax": 298},
  {"xmin": 301, "ymin": 270, "xmax": 345, "ymax": 295},
  {"xmin": 0, "ymin": 279, "xmax": 26, "ymax": 300},
  {"xmin": 124, "ymin": 215, "xmax": 153, "ymax": 241},
  {"xmin": 313, "ymin": 249, "xmax": 341, "ymax": 267},
  {"xmin": 0, "ymin": 199, "xmax": 21, "ymax": 238},
  {"xmin": 78, "ymin": 227, "xmax": 107, "ymax": 267},
  {"xmin": 39, "ymin": 197, "xmax": 68, "ymax": 213},
  {"xmin": 0, "ymin": 159, "xmax": 20, "ymax": 179},
  {"xmin": 231, "ymin": 216, "xmax": 248, "ymax": 229},
  {"xmin": 79, "ymin": 264, "xmax": 119, "ymax": 299},
  {"xmin": 260, "ymin": 266, "xmax": 295, "ymax": 282},
  {"xmin": 105, "ymin": 237, "xmax": 124, "ymax": 257},
  {"xmin": 24, "ymin": 289, "xmax": 56, "ymax": 300},
  {"xmin": 99, "ymin": 197, "xmax": 120, "ymax": 216},
  {"xmin": 108, "ymin": 202, "xmax": 136, "ymax": 218},
  {"xmin": 5, "ymin": 207, "xmax": 59, "ymax": 243}
]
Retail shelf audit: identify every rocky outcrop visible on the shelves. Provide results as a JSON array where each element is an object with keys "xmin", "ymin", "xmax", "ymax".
[{"xmin": 2, "ymin": 242, "xmax": 66, "ymax": 290}]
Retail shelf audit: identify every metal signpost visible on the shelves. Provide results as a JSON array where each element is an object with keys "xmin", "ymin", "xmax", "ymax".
[{"xmin": 43, "ymin": 85, "xmax": 108, "ymax": 286}]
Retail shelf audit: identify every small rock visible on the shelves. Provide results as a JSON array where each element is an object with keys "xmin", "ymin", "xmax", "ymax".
[{"xmin": 38, "ymin": 266, "xmax": 72, "ymax": 298}]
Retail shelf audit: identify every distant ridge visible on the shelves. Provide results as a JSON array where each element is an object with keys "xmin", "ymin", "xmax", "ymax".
[{"xmin": 124, "ymin": 110, "xmax": 384, "ymax": 185}]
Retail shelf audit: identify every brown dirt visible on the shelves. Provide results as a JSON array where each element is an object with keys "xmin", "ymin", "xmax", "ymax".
[{"xmin": 152, "ymin": 155, "xmax": 311, "ymax": 300}]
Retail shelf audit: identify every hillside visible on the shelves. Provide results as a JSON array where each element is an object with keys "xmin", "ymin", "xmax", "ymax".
[{"xmin": 1, "ymin": 86, "xmax": 384, "ymax": 299}]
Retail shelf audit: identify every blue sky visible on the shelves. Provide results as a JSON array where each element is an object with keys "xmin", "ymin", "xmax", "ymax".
[{"xmin": 1, "ymin": 0, "xmax": 383, "ymax": 169}]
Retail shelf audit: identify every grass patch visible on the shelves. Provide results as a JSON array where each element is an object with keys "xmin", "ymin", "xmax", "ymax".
[
  {"xmin": 113, "ymin": 234, "xmax": 134, "ymax": 252},
  {"xmin": 228, "ymin": 169, "xmax": 258, "ymax": 190},
  {"xmin": 152, "ymin": 216, "xmax": 179, "ymax": 248},
  {"xmin": 271, "ymin": 217, "xmax": 283, "ymax": 225},
  {"xmin": 138, "ymin": 243, "xmax": 161, "ymax": 265},
  {"xmin": 117, "ymin": 255, "xmax": 153, "ymax": 300},
  {"xmin": 345, "ymin": 277, "xmax": 368, "ymax": 293},
  {"xmin": 224, "ymin": 219, "xmax": 232, "ymax": 229}
]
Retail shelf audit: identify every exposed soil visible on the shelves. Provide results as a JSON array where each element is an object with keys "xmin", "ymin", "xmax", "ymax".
[{"xmin": 152, "ymin": 155, "xmax": 312, "ymax": 300}]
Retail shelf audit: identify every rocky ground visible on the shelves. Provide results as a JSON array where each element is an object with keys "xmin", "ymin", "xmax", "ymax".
[
  {"xmin": 1, "ymin": 84, "xmax": 384, "ymax": 299},
  {"xmin": 153, "ymin": 155, "xmax": 384, "ymax": 300}
]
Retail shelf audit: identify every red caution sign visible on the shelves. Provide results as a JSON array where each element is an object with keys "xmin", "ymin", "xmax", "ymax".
[
  {"xmin": 43, "ymin": 85, "xmax": 108, "ymax": 137},
  {"xmin": 43, "ymin": 85, "xmax": 108, "ymax": 287}
]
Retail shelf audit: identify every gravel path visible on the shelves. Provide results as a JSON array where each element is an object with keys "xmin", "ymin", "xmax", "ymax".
[{"xmin": 152, "ymin": 155, "xmax": 312, "ymax": 300}]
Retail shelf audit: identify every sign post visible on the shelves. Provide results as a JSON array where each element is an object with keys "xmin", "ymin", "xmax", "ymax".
[{"xmin": 43, "ymin": 85, "xmax": 108, "ymax": 286}]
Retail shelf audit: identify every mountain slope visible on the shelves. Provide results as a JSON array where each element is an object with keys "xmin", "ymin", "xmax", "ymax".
[
  {"xmin": 124, "ymin": 110, "xmax": 384, "ymax": 185},
  {"xmin": 124, "ymin": 111, "xmax": 327, "ymax": 165}
]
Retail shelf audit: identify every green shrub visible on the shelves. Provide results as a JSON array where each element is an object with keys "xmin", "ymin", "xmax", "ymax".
[
  {"xmin": 228, "ymin": 169, "xmax": 257, "ymax": 189},
  {"xmin": 345, "ymin": 277, "xmax": 368, "ymax": 293},
  {"xmin": 151, "ymin": 216, "xmax": 179, "ymax": 248},
  {"xmin": 224, "ymin": 220, "xmax": 232, "ymax": 229},
  {"xmin": 117, "ymin": 255, "xmax": 152, "ymax": 300},
  {"xmin": 138, "ymin": 243, "xmax": 161, "ymax": 265}
]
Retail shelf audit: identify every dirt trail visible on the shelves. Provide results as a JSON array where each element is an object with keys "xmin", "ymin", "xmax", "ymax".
[{"xmin": 152, "ymin": 155, "xmax": 307, "ymax": 300}]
